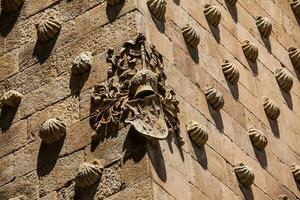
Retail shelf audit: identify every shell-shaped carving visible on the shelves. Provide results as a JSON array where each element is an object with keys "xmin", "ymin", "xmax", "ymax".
[
  {"xmin": 36, "ymin": 17, "xmax": 61, "ymax": 42},
  {"xmin": 39, "ymin": 118, "xmax": 66, "ymax": 144},
  {"xmin": 291, "ymin": 164, "xmax": 300, "ymax": 182},
  {"xmin": 72, "ymin": 52, "xmax": 93, "ymax": 75},
  {"xmin": 204, "ymin": 4, "xmax": 221, "ymax": 27},
  {"xmin": 205, "ymin": 86, "xmax": 224, "ymax": 111},
  {"xmin": 242, "ymin": 40, "xmax": 258, "ymax": 62},
  {"xmin": 221, "ymin": 60, "xmax": 239, "ymax": 85},
  {"xmin": 106, "ymin": 0, "xmax": 123, "ymax": 6},
  {"xmin": 288, "ymin": 47, "xmax": 300, "ymax": 69},
  {"xmin": 234, "ymin": 163, "xmax": 255, "ymax": 187},
  {"xmin": 0, "ymin": 90, "xmax": 23, "ymax": 108},
  {"xmin": 9, "ymin": 196, "xmax": 27, "ymax": 200},
  {"xmin": 75, "ymin": 160, "xmax": 104, "ymax": 188},
  {"xmin": 277, "ymin": 194, "xmax": 289, "ymax": 200},
  {"xmin": 1, "ymin": 0, "xmax": 24, "ymax": 13},
  {"xmin": 181, "ymin": 24, "xmax": 200, "ymax": 48},
  {"xmin": 225, "ymin": 0, "xmax": 238, "ymax": 6},
  {"xmin": 248, "ymin": 128, "xmax": 268, "ymax": 151},
  {"xmin": 147, "ymin": 0, "xmax": 166, "ymax": 20},
  {"xmin": 275, "ymin": 68, "xmax": 293, "ymax": 92},
  {"xmin": 256, "ymin": 16, "xmax": 272, "ymax": 37},
  {"xmin": 186, "ymin": 121, "xmax": 208, "ymax": 147},
  {"xmin": 263, "ymin": 97, "xmax": 280, "ymax": 120},
  {"xmin": 290, "ymin": 0, "xmax": 300, "ymax": 17}
]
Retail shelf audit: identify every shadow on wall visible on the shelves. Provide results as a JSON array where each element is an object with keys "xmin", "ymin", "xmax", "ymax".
[
  {"xmin": 0, "ymin": 5, "xmax": 23, "ymax": 37},
  {"xmin": 0, "ymin": 105, "xmax": 19, "ymax": 132},
  {"xmin": 69, "ymin": 68, "xmax": 91, "ymax": 97},
  {"xmin": 239, "ymin": 183, "xmax": 254, "ymax": 200},
  {"xmin": 106, "ymin": 1, "xmax": 125, "ymax": 22},
  {"xmin": 208, "ymin": 106, "xmax": 224, "ymax": 132},
  {"xmin": 225, "ymin": 1, "xmax": 238, "ymax": 23}
]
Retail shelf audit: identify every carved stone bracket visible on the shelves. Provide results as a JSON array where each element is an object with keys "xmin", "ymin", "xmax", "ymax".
[
  {"xmin": 75, "ymin": 160, "xmax": 104, "ymax": 188},
  {"xmin": 290, "ymin": 0, "xmax": 300, "ymax": 18},
  {"xmin": 36, "ymin": 17, "xmax": 61, "ymax": 42},
  {"xmin": 186, "ymin": 120, "xmax": 208, "ymax": 147},
  {"xmin": 0, "ymin": 90, "xmax": 23, "ymax": 108},
  {"xmin": 256, "ymin": 16, "xmax": 272, "ymax": 37},
  {"xmin": 147, "ymin": 0, "xmax": 167, "ymax": 20},
  {"xmin": 242, "ymin": 40, "xmax": 258, "ymax": 62},
  {"xmin": 291, "ymin": 164, "xmax": 300, "ymax": 183},
  {"xmin": 234, "ymin": 163, "xmax": 255, "ymax": 187},
  {"xmin": 204, "ymin": 4, "xmax": 222, "ymax": 27}
]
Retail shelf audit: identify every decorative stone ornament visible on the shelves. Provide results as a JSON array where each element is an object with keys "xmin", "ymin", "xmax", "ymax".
[
  {"xmin": 205, "ymin": 86, "xmax": 224, "ymax": 111},
  {"xmin": 234, "ymin": 163, "xmax": 255, "ymax": 187},
  {"xmin": 36, "ymin": 17, "xmax": 61, "ymax": 42},
  {"xmin": 39, "ymin": 118, "xmax": 66, "ymax": 144},
  {"xmin": 72, "ymin": 52, "xmax": 93, "ymax": 75},
  {"xmin": 75, "ymin": 160, "xmax": 104, "ymax": 188},
  {"xmin": 0, "ymin": 90, "xmax": 23, "ymax": 108},
  {"xmin": 290, "ymin": 0, "xmax": 300, "ymax": 17},
  {"xmin": 221, "ymin": 60, "xmax": 239, "ymax": 85},
  {"xmin": 225, "ymin": 0, "xmax": 238, "ymax": 6},
  {"xmin": 263, "ymin": 97, "xmax": 280, "ymax": 120},
  {"xmin": 186, "ymin": 121, "xmax": 208, "ymax": 147},
  {"xmin": 248, "ymin": 128, "xmax": 268, "ymax": 151},
  {"xmin": 147, "ymin": 0, "xmax": 166, "ymax": 20},
  {"xmin": 288, "ymin": 47, "xmax": 300, "ymax": 69},
  {"xmin": 242, "ymin": 40, "xmax": 258, "ymax": 62},
  {"xmin": 275, "ymin": 68, "xmax": 293, "ymax": 92},
  {"xmin": 181, "ymin": 24, "xmax": 200, "ymax": 48},
  {"xmin": 1, "ymin": 0, "xmax": 24, "ymax": 13},
  {"xmin": 204, "ymin": 4, "xmax": 221, "ymax": 27},
  {"xmin": 106, "ymin": 0, "xmax": 123, "ymax": 6},
  {"xmin": 291, "ymin": 164, "xmax": 300, "ymax": 183},
  {"xmin": 91, "ymin": 33, "xmax": 183, "ymax": 145},
  {"xmin": 256, "ymin": 16, "xmax": 272, "ymax": 37},
  {"xmin": 277, "ymin": 194, "xmax": 289, "ymax": 200}
]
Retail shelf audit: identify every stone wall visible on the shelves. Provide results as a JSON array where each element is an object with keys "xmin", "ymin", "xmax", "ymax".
[{"xmin": 0, "ymin": 0, "xmax": 300, "ymax": 199}]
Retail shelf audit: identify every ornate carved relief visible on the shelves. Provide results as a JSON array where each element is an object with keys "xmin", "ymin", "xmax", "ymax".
[
  {"xmin": 291, "ymin": 164, "xmax": 300, "ymax": 183},
  {"xmin": 221, "ymin": 60, "xmax": 239, "ymax": 85},
  {"xmin": 0, "ymin": 90, "xmax": 23, "ymax": 108},
  {"xmin": 277, "ymin": 194, "xmax": 289, "ymax": 200},
  {"xmin": 248, "ymin": 128, "xmax": 268, "ymax": 151},
  {"xmin": 275, "ymin": 68, "xmax": 293, "ymax": 92},
  {"xmin": 225, "ymin": 0, "xmax": 238, "ymax": 6},
  {"xmin": 186, "ymin": 121, "xmax": 208, "ymax": 147},
  {"xmin": 75, "ymin": 160, "xmax": 104, "ymax": 188},
  {"xmin": 290, "ymin": 0, "xmax": 300, "ymax": 17},
  {"xmin": 91, "ymin": 33, "xmax": 183, "ymax": 145},
  {"xmin": 242, "ymin": 40, "xmax": 258, "ymax": 62},
  {"xmin": 1, "ymin": 0, "xmax": 24, "ymax": 13},
  {"xmin": 39, "ymin": 118, "xmax": 66, "ymax": 144},
  {"xmin": 288, "ymin": 47, "xmax": 300, "ymax": 69},
  {"xmin": 204, "ymin": 4, "xmax": 221, "ymax": 27},
  {"xmin": 205, "ymin": 86, "xmax": 224, "ymax": 111},
  {"xmin": 36, "ymin": 17, "xmax": 61, "ymax": 42},
  {"xmin": 256, "ymin": 16, "xmax": 272, "ymax": 37},
  {"xmin": 106, "ymin": 0, "xmax": 123, "ymax": 6},
  {"xmin": 147, "ymin": 0, "xmax": 166, "ymax": 20},
  {"xmin": 234, "ymin": 163, "xmax": 255, "ymax": 187},
  {"xmin": 72, "ymin": 52, "xmax": 93, "ymax": 75},
  {"xmin": 263, "ymin": 97, "xmax": 280, "ymax": 120},
  {"xmin": 181, "ymin": 24, "xmax": 200, "ymax": 48}
]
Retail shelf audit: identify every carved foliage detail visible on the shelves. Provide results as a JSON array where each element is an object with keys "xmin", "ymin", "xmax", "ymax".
[
  {"xmin": 181, "ymin": 24, "xmax": 200, "ymax": 48},
  {"xmin": 72, "ymin": 52, "xmax": 93, "ymax": 75},
  {"xmin": 225, "ymin": 0, "xmax": 238, "ymax": 6},
  {"xmin": 147, "ymin": 0, "xmax": 167, "ymax": 20},
  {"xmin": 186, "ymin": 121, "xmax": 208, "ymax": 147},
  {"xmin": 290, "ymin": 0, "xmax": 300, "ymax": 17},
  {"xmin": 1, "ymin": 0, "xmax": 24, "ymax": 13},
  {"xmin": 106, "ymin": 0, "xmax": 123, "ymax": 6},
  {"xmin": 275, "ymin": 68, "xmax": 293, "ymax": 92},
  {"xmin": 205, "ymin": 86, "xmax": 224, "ymax": 111},
  {"xmin": 248, "ymin": 128, "xmax": 268, "ymax": 151},
  {"xmin": 291, "ymin": 164, "xmax": 300, "ymax": 183},
  {"xmin": 39, "ymin": 118, "xmax": 66, "ymax": 144},
  {"xmin": 0, "ymin": 90, "xmax": 23, "ymax": 108},
  {"xmin": 234, "ymin": 163, "xmax": 255, "ymax": 187},
  {"xmin": 75, "ymin": 160, "xmax": 104, "ymax": 188},
  {"xmin": 36, "ymin": 17, "xmax": 61, "ymax": 42},
  {"xmin": 242, "ymin": 40, "xmax": 258, "ymax": 62},
  {"xmin": 256, "ymin": 16, "xmax": 272, "ymax": 37},
  {"xmin": 204, "ymin": 4, "xmax": 221, "ymax": 27},
  {"xmin": 288, "ymin": 47, "xmax": 300, "ymax": 69},
  {"xmin": 221, "ymin": 60, "xmax": 239, "ymax": 85},
  {"xmin": 263, "ymin": 97, "xmax": 280, "ymax": 120}
]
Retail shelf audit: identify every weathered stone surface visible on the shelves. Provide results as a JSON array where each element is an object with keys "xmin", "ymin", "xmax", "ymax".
[
  {"xmin": 0, "ymin": 50, "xmax": 19, "ymax": 82},
  {"xmin": 0, "ymin": 153, "xmax": 14, "ymax": 187}
]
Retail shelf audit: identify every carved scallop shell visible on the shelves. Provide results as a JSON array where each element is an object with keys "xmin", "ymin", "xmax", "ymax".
[
  {"xmin": 36, "ymin": 17, "xmax": 61, "ymax": 42},
  {"xmin": 234, "ymin": 163, "xmax": 255, "ymax": 187},
  {"xmin": 248, "ymin": 128, "xmax": 268, "ymax": 151},
  {"xmin": 256, "ymin": 16, "xmax": 272, "ymax": 37},
  {"xmin": 221, "ymin": 60, "xmax": 239, "ymax": 85},
  {"xmin": 263, "ymin": 97, "xmax": 280, "ymax": 120},
  {"xmin": 106, "ymin": 0, "xmax": 123, "ymax": 6},
  {"xmin": 225, "ymin": 0, "xmax": 238, "ymax": 6},
  {"xmin": 75, "ymin": 160, "xmax": 104, "ymax": 188},
  {"xmin": 72, "ymin": 52, "xmax": 93, "ymax": 75},
  {"xmin": 39, "ymin": 118, "xmax": 66, "ymax": 144},
  {"xmin": 291, "ymin": 164, "xmax": 300, "ymax": 183},
  {"xmin": 147, "ymin": 0, "xmax": 166, "ymax": 20},
  {"xmin": 186, "ymin": 121, "xmax": 208, "ymax": 147},
  {"xmin": 275, "ymin": 68, "xmax": 293, "ymax": 92},
  {"xmin": 290, "ymin": 0, "xmax": 300, "ymax": 17},
  {"xmin": 204, "ymin": 4, "xmax": 221, "ymax": 27},
  {"xmin": 0, "ymin": 90, "xmax": 23, "ymax": 108},
  {"xmin": 205, "ymin": 86, "xmax": 224, "ymax": 111},
  {"xmin": 242, "ymin": 40, "xmax": 258, "ymax": 62},
  {"xmin": 1, "ymin": 0, "xmax": 24, "ymax": 13},
  {"xmin": 288, "ymin": 47, "xmax": 300, "ymax": 69},
  {"xmin": 181, "ymin": 24, "xmax": 200, "ymax": 48},
  {"xmin": 277, "ymin": 194, "xmax": 289, "ymax": 200}
]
